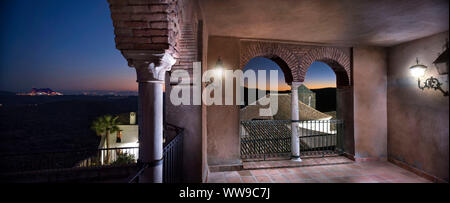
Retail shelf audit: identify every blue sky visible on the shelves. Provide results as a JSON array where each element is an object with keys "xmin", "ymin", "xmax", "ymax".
[
  {"xmin": 0, "ymin": 0, "xmax": 336, "ymax": 93},
  {"xmin": 244, "ymin": 57, "xmax": 336, "ymax": 90},
  {"xmin": 0, "ymin": 0, "xmax": 135, "ymax": 92}
]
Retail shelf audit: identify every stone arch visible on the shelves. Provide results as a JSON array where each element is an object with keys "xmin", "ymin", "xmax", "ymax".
[
  {"xmin": 240, "ymin": 42, "xmax": 299, "ymax": 84},
  {"xmin": 299, "ymin": 47, "xmax": 351, "ymax": 87}
]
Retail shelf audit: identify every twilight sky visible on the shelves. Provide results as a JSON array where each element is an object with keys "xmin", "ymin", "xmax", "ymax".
[
  {"xmin": 0, "ymin": 0, "xmax": 336, "ymax": 93},
  {"xmin": 244, "ymin": 58, "xmax": 336, "ymax": 90},
  {"xmin": 0, "ymin": 0, "xmax": 135, "ymax": 92}
]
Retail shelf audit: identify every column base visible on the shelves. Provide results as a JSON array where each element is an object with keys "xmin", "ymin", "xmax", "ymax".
[{"xmin": 290, "ymin": 156, "xmax": 302, "ymax": 162}]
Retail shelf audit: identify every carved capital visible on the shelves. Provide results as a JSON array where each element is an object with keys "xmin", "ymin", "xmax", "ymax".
[
  {"xmin": 291, "ymin": 82, "xmax": 303, "ymax": 89},
  {"xmin": 133, "ymin": 51, "xmax": 176, "ymax": 82}
]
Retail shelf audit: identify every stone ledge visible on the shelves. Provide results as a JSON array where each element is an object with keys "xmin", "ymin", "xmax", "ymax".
[
  {"xmin": 388, "ymin": 157, "xmax": 448, "ymax": 183},
  {"xmin": 208, "ymin": 163, "xmax": 243, "ymax": 172}
]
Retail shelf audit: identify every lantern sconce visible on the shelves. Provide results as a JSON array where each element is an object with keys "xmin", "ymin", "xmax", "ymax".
[
  {"xmin": 409, "ymin": 57, "xmax": 448, "ymax": 96},
  {"xmin": 433, "ymin": 39, "xmax": 449, "ymax": 76},
  {"xmin": 204, "ymin": 57, "xmax": 224, "ymax": 87}
]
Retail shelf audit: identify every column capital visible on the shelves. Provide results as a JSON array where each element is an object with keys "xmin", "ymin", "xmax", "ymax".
[
  {"xmin": 291, "ymin": 82, "xmax": 303, "ymax": 88},
  {"xmin": 132, "ymin": 51, "xmax": 176, "ymax": 83}
]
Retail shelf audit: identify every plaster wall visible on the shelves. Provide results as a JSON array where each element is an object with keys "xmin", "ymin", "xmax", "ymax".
[
  {"xmin": 387, "ymin": 31, "xmax": 449, "ymax": 182},
  {"xmin": 201, "ymin": 19, "xmax": 209, "ymax": 182},
  {"xmin": 206, "ymin": 36, "xmax": 357, "ymax": 166},
  {"xmin": 353, "ymin": 46, "xmax": 388, "ymax": 160},
  {"xmin": 164, "ymin": 3, "xmax": 204, "ymax": 182},
  {"xmin": 206, "ymin": 36, "xmax": 242, "ymax": 166},
  {"xmin": 337, "ymin": 87, "xmax": 355, "ymax": 156}
]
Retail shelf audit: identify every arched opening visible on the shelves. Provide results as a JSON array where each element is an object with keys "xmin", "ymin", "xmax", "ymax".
[
  {"xmin": 239, "ymin": 57, "xmax": 296, "ymax": 160},
  {"xmin": 298, "ymin": 48, "xmax": 354, "ymax": 157},
  {"xmin": 300, "ymin": 60, "xmax": 354, "ymax": 158},
  {"xmin": 240, "ymin": 56, "xmax": 291, "ymax": 114},
  {"xmin": 303, "ymin": 61, "xmax": 337, "ymax": 115}
]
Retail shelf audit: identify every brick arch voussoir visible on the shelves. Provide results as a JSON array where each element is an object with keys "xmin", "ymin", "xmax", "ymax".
[
  {"xmin": 240, "ymin": 43, "xmax": 300, "ymax": 81},
  {"xmin": 299, "ymin": 47, "xmax": 351, "ymax": 85}
]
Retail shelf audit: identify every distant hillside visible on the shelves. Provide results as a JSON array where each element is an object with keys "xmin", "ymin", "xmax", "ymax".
[
  {"xmin": 241, "ymin": 87, "xmax": 290, "ymax": 107},
  {"xmin": 0, "ymin": 91, "xmax": 15, "ymax": 96},
  {"xmin": 311, "ymin": 88, "xmax": 336, "ymax": 112},
  {"xmin": 0, "ymin": 96, "xmax": 138, "ymax": 156}
]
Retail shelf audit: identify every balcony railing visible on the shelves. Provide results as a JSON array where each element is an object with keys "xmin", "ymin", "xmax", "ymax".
[
  {"xmin": 129, "ymin": 123, "xmax": 184, "ymax": 183},
  {"xmin": 240, "ymin": 119, "xmax": 344, "ymax": 161},
  {"xmin": 0, "ymin": 147, "xmax": 139, "ymax": 174},
  {"xmin": 0, "ymin": 123, "xmax": 184, "ymax": 183}
]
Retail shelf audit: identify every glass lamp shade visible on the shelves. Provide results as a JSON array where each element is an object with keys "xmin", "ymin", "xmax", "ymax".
[
  {"xmin": 433, "ymin": 49, "xmax": 448, "ymax": 75},
  {"xmin": 409, "ymin": 64, "xmax": 427, "ymax": 78},
  {"xmin": 213, "ymin": 57, "xmax": 224, "ymax": 78},
  {"xmin": 214, "ymin": 67, "xmax": 223, "ymax": 78}
]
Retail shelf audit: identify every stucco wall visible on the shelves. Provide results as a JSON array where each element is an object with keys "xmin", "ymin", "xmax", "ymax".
[
  {"xmin": 336, "ymin": 87, "xmax": 355, "ymax": 156},
  {"xmin": 200, "ymin": 17, "xmax": 209, "ymax": 183},
  {"xmin": 206, "ymin": 36, "xmax": 356, "ymax": 166},
  {"xmin": 353, "ymin": 46, "xmax": 388, "ymax": 160},
  {"xmin": 206, "ymin": 36, "xmax": 242, "ymax": 166},
  {"xmin": 164, "ymin": 3, "xmax": 204, "ymax": 182},
  {"xmin": 387, "ymin": 31, "xmax": 449, "ymax": 182}
]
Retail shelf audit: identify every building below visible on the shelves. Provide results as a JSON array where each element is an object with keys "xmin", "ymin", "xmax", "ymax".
[
  {"xmin": 16, "ymin": 88, "xmax": 63, "ymax": 96},
  {"xmin": 298, "ymin": 84, "xmax": 316, "ymax": 109},
  {"xmin": 240, "ymin": 93, "xmax": 332, "ymax": 121}
]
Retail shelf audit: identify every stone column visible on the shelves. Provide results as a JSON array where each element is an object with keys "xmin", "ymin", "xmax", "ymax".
[
  {"xmin": 134, "ymin": 52, "xmax": 176, "ymax": 183},
  {"xmin": 291, "ymin": 82, "xmax": 302, "ymax": 162}
]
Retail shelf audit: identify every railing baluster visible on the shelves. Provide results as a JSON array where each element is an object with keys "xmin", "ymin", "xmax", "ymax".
[{"xmin": 238, "ymin": 119, "xmax": 344, "ymax": 161}]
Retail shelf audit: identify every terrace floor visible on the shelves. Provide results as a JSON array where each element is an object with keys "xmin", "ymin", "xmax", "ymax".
[
  {"xmin": 207, "ymin": 160, "xmax": 431, "ymax": 183},
  {"xmin": 243, "ymin": 156, "xmax": 353, "ymax": 170}
]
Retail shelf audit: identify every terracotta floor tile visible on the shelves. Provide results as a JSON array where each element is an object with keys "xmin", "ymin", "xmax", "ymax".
[
  {"xmin": 321, "ymin": 171, "xmax": 337, "ymax": 177},
  {"xmin": 315, "ymin": 178, "xmax": 331, "ymax": 183},
  {"xmin": 270, "ymin": 174, "xmax": 289, "ymax": 183},
  {"xmin": 265, "ymin": 169, "xmax": 281, "ymax": 175},
  {"xmin": 241, "ymin": 176, "xmax": 257, "ymax": 183},
  {"xmin": 256, "ymin": 175, "xmax": 273, "ymax": 183},
  {"xmin": 208, "ymin": 177, "xmax": 226, "ymax": 183},
  {"xmin": 295, "ymin": 172, "xmax": 313, "ymax": 179},
  {"xmin": 209, "ymin": 159, "xmax": 431, "ymax": 183},
  {"xmin": 278, "ymin": 168, "xmax": 294, "ymax": 174},
  {"xmin": 238, "ymin": 170, "xmax": 253, "ymax": 177},
  {"xmin": 308, "ymin": 172, "xmax": 327, "ymax": 179},
  {"xmin": 349, "ymin": 175, "xmax": 378, "ymax": 183},
  {"xmin": 250, "ymin": 169, "xmax": 267, "ymax": 176},
  {"xmin": 282, "ymin": 173, "xmax": 299, "ymax": 180},
  {"xmin": 208, "ymin": 172, "xmax": 225, "ymax": 179},
  {"xmin": 226, "ymin": 177, "xmax": 242, "ymax": 183},
  {"xmin": 224, "ymin": 171, "xmax": 240, "ymax": 178}
]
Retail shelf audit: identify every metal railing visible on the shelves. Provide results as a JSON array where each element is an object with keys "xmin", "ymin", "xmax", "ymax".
[
  {"xmin": 0, "ymin": 123, "xmax": 184, "ymax": 181},
  {"xmin": 129, "ymin": 123, "xmax": 184, "ymax": 183},
  {"xmin": 0, "ymin": 147, "xmax": 138, "ymax": 174},
  {"xmin": 240, "ymin": 119, "xmax": 344, "ymax": 160},
  {"xmin": 163, "ymin": 127, "xmax": 183, "ymax": 183}
]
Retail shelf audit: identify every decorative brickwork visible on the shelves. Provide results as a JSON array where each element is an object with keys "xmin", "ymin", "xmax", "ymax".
[
  {"xmin": 299, "ymin": 47, "xmax": 351, "ymax": 86},
  {"xmin": 107, "ymin": 0, "xmax": 183, "ymax": 67},
  {"xmin": 170, "ymin": 22, "xmax": 197, "ymax": 84},
  {"xmin": 240, "ymin": 41, "xmax": 298, "ymax": 83},
  {"xmin": 240, "ymin": 41, "xmax": 352, "ymax": 86}
]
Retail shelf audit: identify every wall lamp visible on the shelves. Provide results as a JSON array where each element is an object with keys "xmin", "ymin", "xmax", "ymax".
[
  {"xmin": 204, "ymin": 57, "xmax": 224, "ymax": 87},
  {"xmin": 409, "ymin": 57, "xmax": 448, "ymax": 96}
]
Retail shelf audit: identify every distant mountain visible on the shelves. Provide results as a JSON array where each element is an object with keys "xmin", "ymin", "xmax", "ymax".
[
  {"xmin": 311, "ymin": 88, "xmax": 336, "ymax": 112},
  {"xmin": 241, "ymin": 87, "xmax": 290, "ymax": 107},
  {"xmin": 0, "ymin": 91, "xmax": 15, "ymax": 96},
  {"xmin": 60, "ymin": 90, "xmax": 138, "ymax": 96}
]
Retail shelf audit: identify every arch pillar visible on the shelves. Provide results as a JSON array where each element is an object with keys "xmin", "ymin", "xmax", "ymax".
[
  {"xmin": 133, "ymin": 52, "xmax": 176, "ymax": 183},
  {"xmin": 291, "ymin": 82, "xmax": 302, "ymax": 161}
]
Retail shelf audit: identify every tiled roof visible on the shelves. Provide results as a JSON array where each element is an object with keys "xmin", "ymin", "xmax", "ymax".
[{"xmin": 240, "ymin": 93, "xmax": 332, "ymax": 121}]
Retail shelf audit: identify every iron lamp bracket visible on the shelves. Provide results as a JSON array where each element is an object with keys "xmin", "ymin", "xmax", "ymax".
[{"xmin": 418, "ymin": 76, "xmax": 449, "ymax": 96}]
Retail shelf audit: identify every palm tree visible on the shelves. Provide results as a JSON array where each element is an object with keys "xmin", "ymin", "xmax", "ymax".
[{"xmin": 91, "ymin": 115, "xmax": 120, "ymax": 164}]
